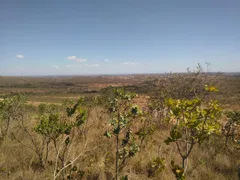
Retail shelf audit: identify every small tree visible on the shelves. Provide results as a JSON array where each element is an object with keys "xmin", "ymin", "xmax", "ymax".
[
  {"xmin": 104, "ymin": 88, "xmax": 154, "ymax": 180},
  {"xmin": 164, "ymin": 94, "xmax": 221, "ymax": 179},
  {"xmin": 11, "ymin": 102, "xmax": 63, "ymax": 168},
  {"xmin": 35, "ymin": 98, "xmax": 88, "ymax": 179},
  {"xmin": 0, "ymin": 94, "xmax": 26, "ymax": 143},
  {"xmin": 148, "ymin": 64, "xmax": 220, "ymax": 127}
]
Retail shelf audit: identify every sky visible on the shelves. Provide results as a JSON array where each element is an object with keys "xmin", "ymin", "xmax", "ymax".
[{"xmin": 0, "ymin": 0, "xmax": 240, "ymax": 76}]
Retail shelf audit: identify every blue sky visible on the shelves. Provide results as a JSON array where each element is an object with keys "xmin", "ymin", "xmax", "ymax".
[{"xmin": 0, "ymin": 0, "xmax": 239, "ymax": 75}]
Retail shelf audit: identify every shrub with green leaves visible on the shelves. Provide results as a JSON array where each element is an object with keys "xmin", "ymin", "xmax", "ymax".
[
  {"xmin": 104, "ymin": 88, "xmax": 153, "ymax": 180},
  {"xmin": 0, "ymin": 94, "xmax": 26, "ymax": 142},
  {"xmin": 35, "ymin": 98, "xmax": 88, "ymax": 179},
  {"xmin": 35, "ymin": 113, "xmax": 72, "ymax": 141},
  {"xmin": 38, "ymin": 103, "xmax": 60, "ymax": 115},
  {"xmin": 147, "ymin": 156, "xmax": 166, "ymax": 177},
  {"xmin": 164, "ymin": 95, "xmax": 222, "ymax": 179}
]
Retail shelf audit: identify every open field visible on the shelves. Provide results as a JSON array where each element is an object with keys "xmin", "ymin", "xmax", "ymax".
[
  {"xmin": 0, "ymin": 75, "xmax": 146, "ymax": 103},
  {"xmin": 0, "ymin": 73, "xmax": 239, "ymax": 107},
  {"xmin": 0, "ymin": 73, "xmax": 239, "ymax": 180}
]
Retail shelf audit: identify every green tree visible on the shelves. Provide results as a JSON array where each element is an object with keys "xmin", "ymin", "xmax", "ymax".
[
  {"xmin": 164, "ymin": 95, "xmax": 221, "ymax": 179},
  {"xmin": 104, "ymin": 88, "xmax": 154, "ymax": 180},
  {"xmin": 0, "ymin": 94, "xmax": 26, "ymax": 143},
  {"xmin": 148, "ymin": 64, "xmax": 220, "ymax": 127},
  {"xmin": 35, "ymin": 98, "xmax": 88, "ymax": 179}
]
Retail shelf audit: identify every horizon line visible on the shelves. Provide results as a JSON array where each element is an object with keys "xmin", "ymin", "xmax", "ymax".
[{"xmin": 0, "ymin": 72, "xmax": 239, "ymax": 78}]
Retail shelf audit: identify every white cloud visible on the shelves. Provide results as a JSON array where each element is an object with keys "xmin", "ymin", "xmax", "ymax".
[
  {"xmin": 75, "ymin": 58, "xmax": 87, "ymax": 63},
  {"xmin": 123, "ymin": 62, "xmax": 137, "ymax": 65},
  {"xmin": 16, "ymin": 55, "xmax": 24, "ymax": 59},
  {"xmin": 104, "ymin": 59, "xmax": 109, "ymax": 62},
  {"xmin": 68, "ymin": 56, "xmax": 77, "ymax": 60},
  {"xmin": 92, "ymin": 64, "xmax": 100, "ymax": 67},
  {"xmin": 68, "ymin": 56, "xmax": 87, "ymax": 63}
]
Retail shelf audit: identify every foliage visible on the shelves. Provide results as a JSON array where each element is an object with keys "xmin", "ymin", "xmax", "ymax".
[
  {"xmin": 35, "ymin": 98, "xmax": 87, "ymax": 138},
  {"xmin": 35, "ymin": 114, "xmax": 69, "ymax": 138},
  {"xmin": 170, "ymin": 161, "xmax": 185, "ymax": 180},
  {"xmin": 164, "ymin": 90, "xmax": 222, "ymax": 178},
  {"xmin": 0, "ymin": 94, "xmax": 26, "ymax": 142},
  {"xmin": 147, "ymin": 156, "xmax": 166, "ymax": 177},
  {"xmin": 34, "ymin": 98, "xmax": 88, "ymax": 179},
  {"xmin": 38, "ymin": 103, "xmax": 60, "ymax": 115},
  {"xmin": 104, "ymin": 88, "xmax": 153, "ymax": 179},
  {"xmin": 149, "ymin": 63, "xmax": 219, "ymax": 111}
]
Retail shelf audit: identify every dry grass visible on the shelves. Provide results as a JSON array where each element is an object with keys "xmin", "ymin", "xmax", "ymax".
[
  {"xmin": 0, "ymin": 106, "xmax": 239, "ymax": 180},
  {"xmin": 0, "ymin": 74, "xmax": 239, "ymax": 180}
]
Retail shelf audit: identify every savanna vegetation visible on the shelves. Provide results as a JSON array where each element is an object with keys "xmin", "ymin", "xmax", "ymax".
[{"xmin": 0, "ymin": 65, "xmax": 239, "ymax": 180}]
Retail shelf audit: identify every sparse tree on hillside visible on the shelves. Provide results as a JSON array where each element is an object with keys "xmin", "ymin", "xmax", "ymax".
[
  {"xmin": 164, "ymin": 86, "xmax": 221, "ymax": 179},
  {"xmin": 104, "ymin": 88, "xmax": 154, "ymax": 180},
  {"xmin": 35, "ymin": 97, "xmax": 89, "ymax": 180},
  {"xmin": 0, "ymin": 95, "xmax": 26, "ymax": 144}
]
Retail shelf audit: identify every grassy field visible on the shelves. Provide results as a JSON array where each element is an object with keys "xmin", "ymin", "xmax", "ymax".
[{"xmin": 0, "ymin": 73, "xmax": 239, "ymax": 180}]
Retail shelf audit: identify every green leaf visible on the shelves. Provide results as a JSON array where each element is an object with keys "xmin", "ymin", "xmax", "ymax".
[{"xmin": 104, "ymin": 131, "xmax": 112, "ymax": 138}]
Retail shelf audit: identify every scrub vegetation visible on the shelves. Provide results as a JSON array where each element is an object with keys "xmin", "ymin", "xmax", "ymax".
[{"xmin": 0, "ymin": 65, "xmax": 239, "ymax": 180}]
